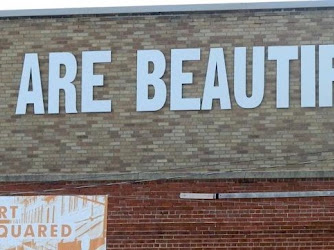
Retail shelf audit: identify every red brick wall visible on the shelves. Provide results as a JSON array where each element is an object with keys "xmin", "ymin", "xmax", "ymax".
[{"xmin": 1, "ymin": 178, "xmax": 334, "ymax": 249}]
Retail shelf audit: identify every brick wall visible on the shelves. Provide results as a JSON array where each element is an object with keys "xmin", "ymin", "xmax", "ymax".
[
  {"xmin": 1, "ymin": 8, "xmax": 334, "ymax": 175},
  {"xmin": 1, "ymin": 179, "xmax": 334, "ymax": 249}
]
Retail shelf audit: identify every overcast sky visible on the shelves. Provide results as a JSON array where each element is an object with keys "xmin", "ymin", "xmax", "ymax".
[{"xmin": 0, "ymin": 0, "xmax": 306, "ymax": 10}]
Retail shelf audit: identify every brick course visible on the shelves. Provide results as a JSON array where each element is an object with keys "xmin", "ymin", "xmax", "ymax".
[{"xmin": 1, "ymin": 179, "xmax": 334, "ymax": 249}]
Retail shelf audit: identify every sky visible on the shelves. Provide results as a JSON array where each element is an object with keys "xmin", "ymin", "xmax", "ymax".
[{"xmin": 0, "ymin": 0, "xmax": 308, "ymax": 11}]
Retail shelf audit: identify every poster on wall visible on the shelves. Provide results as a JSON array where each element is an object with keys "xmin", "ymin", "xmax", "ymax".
[{"xmin": 0, "ymin": 195, "xmax": 108, "ymax": 250}]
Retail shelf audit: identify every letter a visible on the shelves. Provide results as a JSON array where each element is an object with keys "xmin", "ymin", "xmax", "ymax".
[{"xmin": 16, "ymin": 53, "xmax": 45, "ymax": 115}]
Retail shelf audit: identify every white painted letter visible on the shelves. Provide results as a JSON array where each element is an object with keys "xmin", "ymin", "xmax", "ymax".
[
  {"xmin": 16, "ymin": 54, "xmax": 44, "ymax": 115},
  {"xmin": 48, "ymin": 52, "xmax": 77, "ymax": 114},
  {"xmin": 301, "ymin": 45, "xmax": 316, "ymax": 108},
  {"xmin": 171, "ymin": 48, "xmax": 201, "ymax": 111},
  {"xmin": 136, "ymin": 50, "xmax": 166, "ymax": 111},
  {"xmin": 268, "ymin": 46, "xmax": 298, "ymax": 108},
  {"xmin": 82, "ymin": 51, "xmax": 112, "ymax": 113},
  {"xmin": 319, "ymin": 45, "xmax": 334, "ymax": 107},
  {"xmin": 202, "ymin": 48, "xmax": 231, "ymax": 110},
  {"xmin": 234, "ymin": 47, "xmax": 265, "ymax": 109}
]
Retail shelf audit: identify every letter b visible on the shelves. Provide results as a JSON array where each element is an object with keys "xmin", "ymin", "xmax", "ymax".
[{"xmin": 136, "ymin": 50, "xmax": 167, "ymax": 111}]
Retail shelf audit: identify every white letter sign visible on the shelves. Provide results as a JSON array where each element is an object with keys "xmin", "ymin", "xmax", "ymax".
[
  {"xmin": 268, "ymin": 46, "xmax": 298, "ymax": 108},
  {"xmin": 136, "ymin": 50, "xmax": 167, "ymax": 111},
  {"xmin": 234, "ymin": 47, "xmax": 265, "ymax": 109},
  {"xmin": 82, "ymin": 51, "xmax": 112, "ymax": 113},
  {"xmin": 48, "ymin": 52, "xmax": 78, "ymax": 114},
  {"xmin": 319, "ymin": 45, "xmax": 334, "ymax": 107},
  {"xmin": 171, "ymin": 48, "xmax": 201, "ymax": 111},
  {"xmin": 16, "ymin": 54, "xmax": 45, "ymax": 115},
  {"xmin": 202, "ymin": 48, "xmax": 231, "ymax": 110}
]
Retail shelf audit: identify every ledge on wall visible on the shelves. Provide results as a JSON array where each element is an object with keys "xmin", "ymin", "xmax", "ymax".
[
  {"xmin": 0, "ymin": 1, "xmax": 334, "ymax": 18},
  {"xmin": 1, "ymin": 171, "xmax": 334, "ymax": 182}
]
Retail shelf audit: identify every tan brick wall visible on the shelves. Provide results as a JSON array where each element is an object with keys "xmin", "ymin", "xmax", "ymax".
[{"xmin": 0, "ymin": 8, "xmax": 334, "ymax": 175}]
